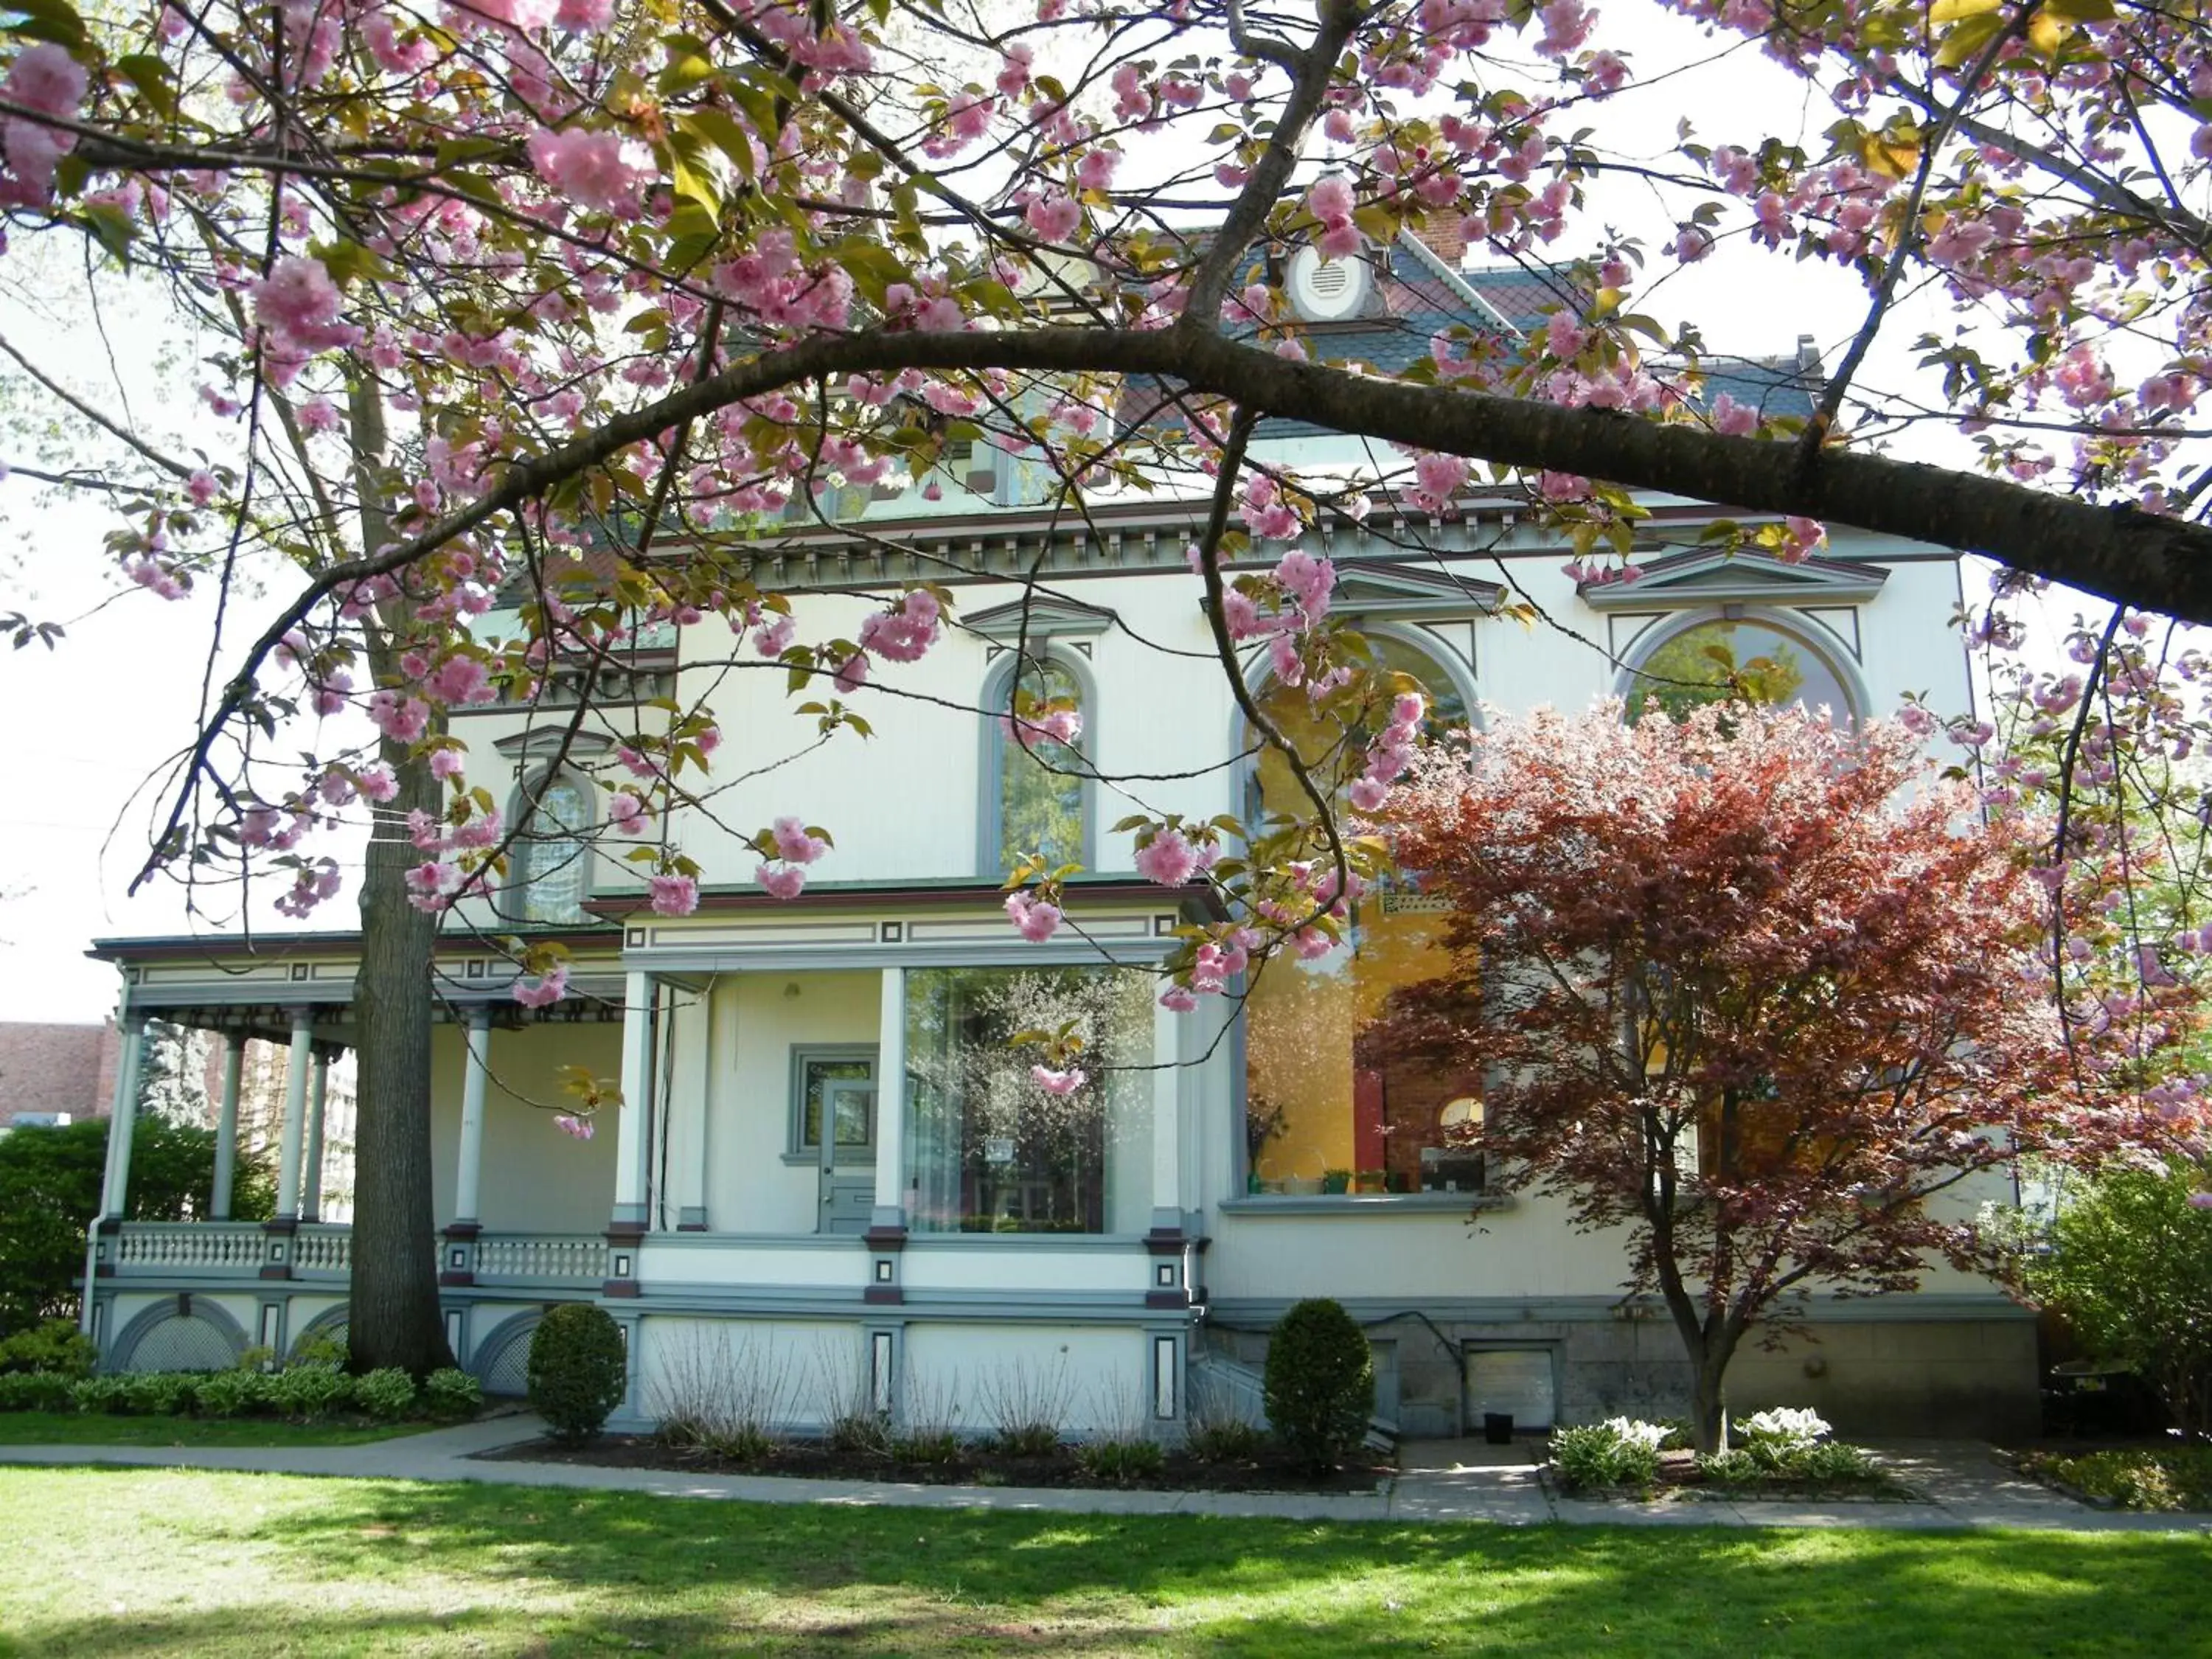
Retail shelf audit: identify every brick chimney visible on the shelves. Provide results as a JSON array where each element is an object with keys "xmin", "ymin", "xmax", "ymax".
[{"xmin": 1408, "ymin": 218, "xmax": 1468, "ymax": 267}]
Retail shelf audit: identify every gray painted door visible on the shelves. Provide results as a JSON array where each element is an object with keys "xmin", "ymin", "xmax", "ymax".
[
  {"xmin": 818, "ymin": 1080, "xmax": 877, "ymax": 1235},
  {"xmin": 1464, "ymin": 1347, "xmax": 1557, "ymax": 1431}
]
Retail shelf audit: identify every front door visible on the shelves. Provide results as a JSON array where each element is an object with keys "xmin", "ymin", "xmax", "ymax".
[{"xmin": 818, "ymin": 1080, "xmax": 877, "ymax": 1235}]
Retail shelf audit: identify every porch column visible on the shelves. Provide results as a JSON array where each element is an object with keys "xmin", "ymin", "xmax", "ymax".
[
  {"xmin": 1151, "ymin": 993, "xmax": 1183, "ymax": 1230},
  {"xmin": 273, "ymin": 1008, "xmax": 314, "ymax": 1220},
  {"xmin": 610, "ymin": 970, "xmax": 655, "ymax": 1228},
  {"xmin": 453, "ymin": 1009, "xmax": 492, "ymax": 1226},
  {"xmin": 1144, "ymin": 992, "xmax": 1193, "ymax": 1312},
  {"xmin": 210, "ymin": 1031, "xmax": 246, "ymax": 1220},
  {"xmin": 871, "ymin": 967, "xmax": 906, "ymax": 1228},
  {"xmin": 299, "ymin": 1046, "xmax": 333, "ymax": 1222},
  {"xmin": 99, "ymin": 1013, "xmax": 150, "ymax": 1218}
]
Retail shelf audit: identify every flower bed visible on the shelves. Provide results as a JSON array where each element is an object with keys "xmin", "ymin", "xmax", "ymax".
[
  {"xmin": 2007, "ymin": 1445, "xmax": 2212, "ymax": 1512},
  {"xmin": 478, "ymin": 1428, "xmax": 1397, "ymax": 1494},
  {"xmin": 1548, "ymin": 1410, "xmax": 1907, "ymax": 1501}
]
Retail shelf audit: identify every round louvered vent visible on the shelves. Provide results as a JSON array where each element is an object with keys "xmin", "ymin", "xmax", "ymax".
[{"xmin": 1287, "ymin": 242, "xmax": 1371, "ymax": 322}]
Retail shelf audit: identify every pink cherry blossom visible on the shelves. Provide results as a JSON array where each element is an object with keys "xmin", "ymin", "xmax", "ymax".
[
  {"xmin": 608, "ymin": 792, "xmax": 647, "ymax": 834},
  {"xmin": 1005, "ymin": 889, "xmax": 1062, "ymax": 942},
  {"xmin": 368, "ymin": 690, "xmax": 431, "ymax": 742},
  {"xmin": 1134, "ymin": 827, "xmax": 1201, "ymax": 888},
  {"xmin": 1158, "ymin": 985, "xmax": 1199, "ymax": 1012},
  {"xmin": 356, "ymin": 765, "xmax": 400, "ymax": 803},
  {"xmin": 1031, "ymin": 1065, "xmax": 1086, "ymax": 1095},
  {"xmin": 772, "ymin": 815, "xmax": 828, "ymax": 863},
  {"xmin": 757, "ymin": 862, "xmax": 807, "ymax": 900},
  {"xmin": 514, "ymin": 964, "xmax": 571, "ymax": 1007},
  {"xmin": 525, "ymin": 126, "xmax": 651, "ymax": 218},
  {"xmin": 552, "ymin": 1111, "xmax": 595, "ymax": 1138},
  {"xmin": 649, "ymin": 873, "xmax": 700, "ymax": 915},
  {"xmin": 1024, "ymin": 192, "xmax": 1081, "ymax": 243}
]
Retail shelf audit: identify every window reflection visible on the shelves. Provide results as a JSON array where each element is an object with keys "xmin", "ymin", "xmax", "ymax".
[
  {"xmin": 1626, "ymin": 619, "xmax": 1853, "ymax": 724},
  {"xmin": 516, "ymin": 775, "xmax": 591, "ymax": 925},
  {"xmin": 995, "ymin": 656, "xmax": 1086, "ymax": 874}
]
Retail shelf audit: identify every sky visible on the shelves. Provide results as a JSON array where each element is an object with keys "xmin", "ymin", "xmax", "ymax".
[{"xmin": 0, "ymin": 3, "xmax": 2113, "ymax": 1025}]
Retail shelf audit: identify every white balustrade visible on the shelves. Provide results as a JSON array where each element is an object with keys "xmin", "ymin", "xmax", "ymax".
[
  {"xmin": 113, "ymin": 1222, "xmax": 262, "ymax": 1273},
  {"xmin": 474, "ymin": 1234, "xmax": 605, "ymax": 1285},
  {"xmin": 291, "ymin": 1225, "xmax": 352, "ymax": 1276}
]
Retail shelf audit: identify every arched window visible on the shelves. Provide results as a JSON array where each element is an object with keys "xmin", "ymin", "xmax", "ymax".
[
  {"xmin": 983, "ymin": 651, "xmax": 1091, "ymax": 876},
  {"xmin": 512, "ymin": 772, "xmax": 593, "ymax": 925},
  {"xmin": 1621, "ymin": 613, "xmax": 1859, "ymax": 725},
  {"xmin": 1239, "ymin": 630, "xmax": 1481, "ymax": 1197}
]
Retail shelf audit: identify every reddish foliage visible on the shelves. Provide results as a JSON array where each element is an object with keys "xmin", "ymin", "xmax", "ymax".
[{"xmin": 1374, "ymin": 702, "xmax": 2202, "ymax": 1442}]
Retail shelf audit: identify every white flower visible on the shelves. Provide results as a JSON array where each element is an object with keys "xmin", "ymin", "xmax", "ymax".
[
  {"xmin": 1736, "ymin": 1406, "xmax": 1831, "ymax": 1448},
  {"xmin": 1601, "ymin": 1416, "xmax": 1669, "ymax": 1450}
]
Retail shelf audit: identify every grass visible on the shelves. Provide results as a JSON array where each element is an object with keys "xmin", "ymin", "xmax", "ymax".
[
  {"xmin": 0, "ymin": 1413, "xmax": 434, "ymax": 1447},
  {"xmin": 0, "ymin": 1468, "xmax": 2206, "ymax": 1656}
]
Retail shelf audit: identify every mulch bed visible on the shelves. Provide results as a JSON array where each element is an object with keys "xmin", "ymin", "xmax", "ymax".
[
  {"xmin": 1554, "ymin": 1447, "xmax": 1914, "ymax": 1503},
  {"xmin": 476, "ymin": 1433, "xmax": 1394, "ymax": 1494}
]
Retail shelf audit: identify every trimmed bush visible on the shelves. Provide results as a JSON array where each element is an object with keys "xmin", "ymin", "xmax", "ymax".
[
  {"xmin": 422, "ymin": 1368, "xmax": 483, "ymax": 1421},
  {"xmin": 992, "ymin": 1422, "xmax": 1061, "ymax": 1459},
  {"xmin": 192, "ymin": 1369, "xmax": 264, "ymax": 1417},
  {"xmin": 122, "ymin": 1372, "xmax": 200, "ymax": 1416},
  {"xmin": 526, "ymin": 1304, "xmax": 627, "ymax": 1445},
  {"xmin": 0, "ymin": 1369, "xmax": 77, "ymax": 1411},
  {"xmin": 1262, "ymin": 1298, "xmax": 1375, "ymax": 1474},
  {"xmin": 0, "ymin": 1318, "xmax": 98, "ymax": 1378},
  {"xmin": 266, "ymin": 1363, "xmax": 352, "ymax": 1421},
  {"xmin": 69, "ymin": 1376, "xmax": 131, "ymax": 1414},
  {"xmin": 890, "ymin": 1427, "xmax": 960, "ymax": 1464},
  {"xmin": 352, "ymin": 1368, "xmax": 417, "ymax": 1421},
  {"xmin": 826, "ymin": 1409, "xmax": 892, "ymax": 1457}
]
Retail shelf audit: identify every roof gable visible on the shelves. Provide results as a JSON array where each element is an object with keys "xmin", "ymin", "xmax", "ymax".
[{"xmin": 1579, "ymin": 549, "xmax": 1889, "ymax": 610}]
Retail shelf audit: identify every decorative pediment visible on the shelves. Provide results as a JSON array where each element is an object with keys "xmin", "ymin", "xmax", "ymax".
[
  {"xmin": 1330, "ymin": 558, "xmax": 1504, "ymax": 622},
  {"xmin": 967, "ymin": 594, "xmax": 1119, "ymax": 643},
  {"xmin": 1577, "ymin": 549, "xmax": 1889, "ymax": 611}
]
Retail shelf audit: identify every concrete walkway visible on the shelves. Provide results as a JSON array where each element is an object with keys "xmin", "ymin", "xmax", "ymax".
[{"xmin": 4, "ymin": 1419, "xmax": 2209, "ymax": 1531}]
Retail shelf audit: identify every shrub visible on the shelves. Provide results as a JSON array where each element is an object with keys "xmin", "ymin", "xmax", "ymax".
[
  {"xmin": 825, "ymin": 1409, "xmax": 892, "ymax": 1456},
  {"xmin": 267, "ymin": 1363, "xmax": 352, "ymax": 1421},
  {"xmin": 1696, "ymin": 1448, "xmax": 1761, "ymax": 1486},
  {"xmin": 890, "ymin": 1427, "xmax": 961, "ymax": 1464},
  {"xmin": 352, "ymin": 1368, "xmax": 417, "ymax": 1421},
  {"xmin": 979, "ymin": 1358, "xmax": 1071, "ymax": 1458},
  {"xmin": 291, "ymin": 1332, "xmax": 347, "ymax": 1369},
  {"xmin": 1077, "ymin": 1433, "xmax": 1164, "ymax": 1484},
  {"xmin": 1550, "ymin": 1420, "xmax": 1663, "ymax": 1490},
  {"xmin": 2028, "ymin": 1447, "xmax": 2212, "ymax": 1511},
  {"xmin": 122, "ymin": 1371, "xmax": 199, "ymax": 1415},
  {"xmin": 1262, "ymin": 1298, "xmax": 1375, "ymax": 1474},
  {"xmin": 0, "ymin": 1369, "xmax": 77, "ymax": 1411},
  {"xmin": 2025, "ymin": 1158, "xmax": 2212, "ymax": 1437},
  {"xmin": 422, "ymin": 1368, "xmax": 483, "ymax": 1421},
  {"xmin": 70, "ymin": 1376, "xmax": 131, "ymax": 1414},
  {"xmin": 0, "ymin": 1318, "xmax": 98, "ymax": 1378},
  {"xmin": 192, "ymin": 1368, "xmax": 263, "ymax": 1417},
  {"xmin": 1186, "ymin": 1418, "xmax": 1265, "ymax": 1464},
  {"xmin": 526, "ymin": 1304, "xmax": 627, "ymax": 1445},
  {"xmin": 234, "ymin": 1345, "xmax": 278, "ymax": 1374}
]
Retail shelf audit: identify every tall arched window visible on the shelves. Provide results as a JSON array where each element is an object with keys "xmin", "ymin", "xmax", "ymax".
[
  {"xmin": 983, "ymin": 652, "xmax": 1091, "ymax": 876},
  {"xmin": 1621, "ymin": 613, "xmax": 1860, "ymax": 725},
  {"xmin": 1239, "ymin": 630, "xmax": 1481, "ymax": 1197},
  {"xmin": 512, "ymin": 772, "xmax": 593, "ymax": 925}
]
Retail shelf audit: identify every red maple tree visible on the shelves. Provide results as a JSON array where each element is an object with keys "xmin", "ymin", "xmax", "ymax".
[{"xmin": 1375, "ymin": 702, "xmax": 2193, "ymax": 1450}]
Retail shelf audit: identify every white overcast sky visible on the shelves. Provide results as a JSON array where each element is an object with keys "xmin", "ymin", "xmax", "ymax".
[{"xmin": 0, "ymin": 5, "xmax": 2118, "ymax": 1023}]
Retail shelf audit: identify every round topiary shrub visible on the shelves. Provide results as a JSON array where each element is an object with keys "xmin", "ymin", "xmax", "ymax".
[
  {"xmin": 1262, "ymin": 1298, "xmax": 1375, "ymax": 1475},
  {"xmin": 526, "ymin": 1305, "xmax": 627, "ymax": 1445}
]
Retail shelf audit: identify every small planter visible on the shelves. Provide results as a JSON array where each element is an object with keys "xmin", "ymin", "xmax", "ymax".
[
  {"xmin": 1484, "ymin": 1412, "xmax": 1515, "ymax": 1445},
  {"xmin": 1349, "ymin": 1171, "xmax": 1388, "ymax": 1194}
]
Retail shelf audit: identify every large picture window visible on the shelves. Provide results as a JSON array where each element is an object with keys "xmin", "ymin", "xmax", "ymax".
[
  {"xmin": 1240, "ymin": 631, "xmax": 1481, "ymax": 1194},
  {"xmin": 904, "ymin": 965, "xmax": 1152, "ymax": 1234}
]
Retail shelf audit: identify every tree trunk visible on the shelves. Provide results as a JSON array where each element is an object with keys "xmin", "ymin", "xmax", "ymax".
[
  {"xmin": 1689, "ymin": 1357, "xmax": 1731, "ymax": 1455},
  {"xmin": 346, "ymin": 744, "xmax": 455, "ymax": 1377}
]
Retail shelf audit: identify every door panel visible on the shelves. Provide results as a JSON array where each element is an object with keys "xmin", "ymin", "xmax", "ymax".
[{"xmin": 818, "ymin": 1081, "xmax": 877, "ymax": 1236}]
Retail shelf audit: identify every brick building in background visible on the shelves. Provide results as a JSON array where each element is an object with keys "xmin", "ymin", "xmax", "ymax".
[{"xmin": 0, "ymin": 1018, "xmax": 120, "ymax": 1127}]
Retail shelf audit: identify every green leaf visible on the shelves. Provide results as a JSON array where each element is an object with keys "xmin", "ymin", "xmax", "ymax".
[
  {"xmin": 2, "ymin": 0, "xmax": 86, "ymax": 50},
  {"xmin": 116, "ymin": 53, "xmax": 177, "ymax": 119}
]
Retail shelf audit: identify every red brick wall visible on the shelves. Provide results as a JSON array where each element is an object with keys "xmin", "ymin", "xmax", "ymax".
[{"xmin": 0, "ymin": 1019, "xmax": 116, "ymax": 1125}]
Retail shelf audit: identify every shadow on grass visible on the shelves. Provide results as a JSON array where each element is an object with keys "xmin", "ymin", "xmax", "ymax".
[{"xmin": 7, "ymin": 1470, "xmax": 2211, "ymax": 1657}]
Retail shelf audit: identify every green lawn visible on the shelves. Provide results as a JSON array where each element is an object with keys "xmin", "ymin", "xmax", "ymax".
[
  {"xmin": 0, "ymin": 1413, "xmax": 435, "ymax": 1447},
  {"xmin": 0, "ymin": 1469, "xmax": 2205, "ymax": 1656}
]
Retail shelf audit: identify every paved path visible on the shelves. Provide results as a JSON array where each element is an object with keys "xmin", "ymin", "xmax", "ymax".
[{"xmin": 4, "ymin": 1420, "xmax": 2209, "ymax": 1531}]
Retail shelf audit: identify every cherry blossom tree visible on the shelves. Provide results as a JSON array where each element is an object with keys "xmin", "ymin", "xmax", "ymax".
[
  {"xmin": 1371, "ymin": 703, "xmax": 2205, "ymax": 1451},
  {"xmin": 4, "ymin": 0, "xmax": 2212, "ymax": 1367}
]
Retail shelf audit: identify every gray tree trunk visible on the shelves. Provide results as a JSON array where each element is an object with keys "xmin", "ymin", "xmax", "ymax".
[{"xmin": 344, "ymin": 741, "xmax": 454, "ymax": 1377}]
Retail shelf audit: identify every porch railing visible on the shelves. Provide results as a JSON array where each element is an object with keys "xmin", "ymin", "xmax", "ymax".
[
  {"xmin": 475, "ymin": 1233, "xmax": 605, "ymax": 1287},
  {"xmin": 112, "ymin": 1222, "xmax": 264, "ymax": 1273}
]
